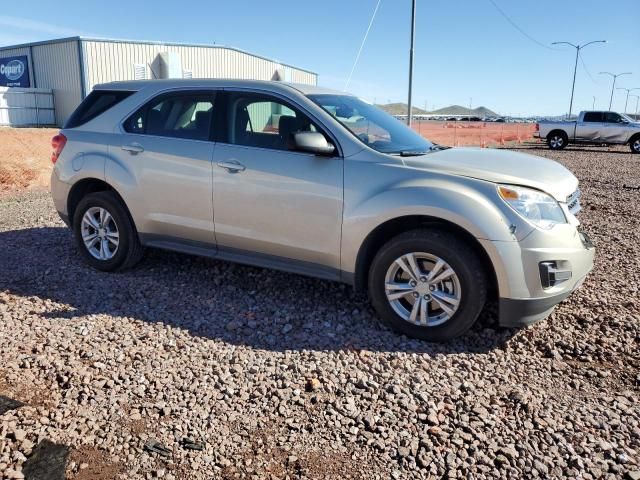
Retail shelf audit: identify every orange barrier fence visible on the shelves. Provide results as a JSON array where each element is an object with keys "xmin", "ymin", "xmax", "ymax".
[{"xmin": 411, "ymin": 121, "xmax": 537, "ymax": 147}]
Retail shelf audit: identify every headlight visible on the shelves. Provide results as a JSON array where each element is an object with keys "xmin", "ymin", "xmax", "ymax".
[{"xmin": 497, "ymin": 184, "xmax": 567, "ymax": 230}]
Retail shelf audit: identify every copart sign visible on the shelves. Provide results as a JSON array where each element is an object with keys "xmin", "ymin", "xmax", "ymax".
[{"xmin": 0, "ymin": 56, "xmax": 30, "ymax": 87}]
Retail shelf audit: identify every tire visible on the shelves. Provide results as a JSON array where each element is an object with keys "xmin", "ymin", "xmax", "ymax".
[
  {"xmin": 630, "ymin": 136, "xmax": 640, "ymax": 154},
  {"xmin": 547, "ymin": 131, "xmax": 568, "ymax": 150},
  {"xmin": 368, "ymin": 229, "xmax": 487, "ymax": 342},
  {"xmin": 72, "ymin": 191, "xmax": 144, "ymax": 272}
]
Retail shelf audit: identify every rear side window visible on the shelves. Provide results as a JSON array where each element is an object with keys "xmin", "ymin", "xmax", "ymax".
[
  {"xmin": 124, "ymin": 93, "xmax": 216, "ymax": 141},
  {"xmin": 65, "ymin": 90, "xmax": 133, "ymax": 128},
  {"xmin": 583, "ymin": 112, "xmax": 603, "ymax": 122}
]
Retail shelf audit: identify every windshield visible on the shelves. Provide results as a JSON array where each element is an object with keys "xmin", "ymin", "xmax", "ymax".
[
  {"xmin": 621, "ymin": 113, "xmax": 636, "ymax": 123},
  {"xmin": 308, "ymin": 94, "xmax": 433, "ymax": 154}
]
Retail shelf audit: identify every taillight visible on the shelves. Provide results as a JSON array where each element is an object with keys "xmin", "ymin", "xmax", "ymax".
[
  {"xmin": 535, "ymin": 123, "xmax": 540, "ymax": 132},
  {"xmin": 51, "ymin": 133, "xmax": 67, "ymax": 164}
]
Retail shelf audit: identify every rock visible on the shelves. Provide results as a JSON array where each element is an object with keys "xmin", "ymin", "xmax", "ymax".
[{"xmin": 305, "ymin": 378, "xmax": 321, "ymax": 392}]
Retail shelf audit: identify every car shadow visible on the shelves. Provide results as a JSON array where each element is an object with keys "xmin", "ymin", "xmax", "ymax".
[
  {"xmin": 508, "ymin": 142, "xmax": 632, "ymax": 155},
  {"xmin": 0, "ymin": 227, "xmax": 515, "ymax": 355}
]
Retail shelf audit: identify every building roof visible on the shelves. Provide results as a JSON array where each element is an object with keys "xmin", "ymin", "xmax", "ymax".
[
  {"xmin": 93, "ymin": 78, "xmax": 346, "ymax": 96},
  {"xmin": 0, "ymin": 36, "xmax": 317, "ymax": 76}
]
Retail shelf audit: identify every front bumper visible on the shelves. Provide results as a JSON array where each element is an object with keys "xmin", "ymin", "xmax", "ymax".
[{"xmin": 480, "ymin": 226, "xmax": 595, "ymax": 328}]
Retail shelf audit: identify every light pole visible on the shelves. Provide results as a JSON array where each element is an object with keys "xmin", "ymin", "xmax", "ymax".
[
  {"xmin": 631, "ymin": 95, "xmax": 640, "ymax": 119},
  {"xmin": 592, "ymin": 96, "xmax": 596, "ymax": 110},
  {"xmin": 552, "ymin": 40, "xmax": 606, "ymax": 118},
  {"xmin": 615, "ymin": 87, "xmax": 640, "ymax": 113},
  {"xmin": 599, "ymin": 72, "xmax": 632, "ymax": 110},
  {"xmin": 407, "ymin": 0, "xmax": 416, "ymax": 126}
]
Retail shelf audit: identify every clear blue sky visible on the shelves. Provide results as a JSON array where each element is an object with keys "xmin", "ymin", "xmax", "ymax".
[{"xmin": 1, "ymin": 0, "xmax": 638, "ymax": 116}]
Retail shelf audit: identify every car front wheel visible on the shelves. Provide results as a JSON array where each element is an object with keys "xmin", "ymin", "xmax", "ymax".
[{"xmin": 368, "ymin": 229, "xmax": 487, "ymax": 342}]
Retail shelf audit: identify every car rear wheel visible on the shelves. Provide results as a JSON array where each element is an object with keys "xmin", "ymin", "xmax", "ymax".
[
  {"xmin": 630, "ymin": 136, "xmax": 640, "ymax": 154},
  {"xmin": 73, "ymin": 191, "xmax": 144, "ymax": 271},
  {"xmin": 547, "ymin": 132, "xmax": 568, "ymax": 150},
  {"xmin": 368, "ymin": 229, "xmax": 487, "ymax": 342}
]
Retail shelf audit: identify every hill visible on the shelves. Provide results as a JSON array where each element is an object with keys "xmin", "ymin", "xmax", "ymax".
[
  {"xmin": 377, "ymin": 103, "xmax": 498, "ymax": 117},
  {"xmin": 375, "ymin": 103, "xmax": 428, "ymax": 116},
  {"xmin": 429, "ymin": 105, "xmax": 498, "ymax": 117}
]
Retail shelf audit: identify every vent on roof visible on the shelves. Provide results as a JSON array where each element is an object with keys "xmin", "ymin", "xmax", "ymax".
[
  {"xmin": 134, "ymin": 64, "xmax": 147, "ymax": 80},
  {"xmin": 182, "ymin": 69, "xmax": 193, "ymax": 79}
]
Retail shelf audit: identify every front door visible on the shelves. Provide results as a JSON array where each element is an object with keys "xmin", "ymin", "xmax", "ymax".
[
  {"xmin": 212, "ymin": 91, "xmax": 343, "ymax": 273},
  {"xmin": 110, "ymin": 91, "xmax": 217, "ymax": 245},
  {"xmin": 601, "ymin": 111, "xmax": 629, "ymax": 143}
]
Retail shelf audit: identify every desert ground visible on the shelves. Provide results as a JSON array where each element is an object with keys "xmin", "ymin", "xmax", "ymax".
[{"xmin": 0, "ymin": 127, "xmax": 638, "ymax": 479}]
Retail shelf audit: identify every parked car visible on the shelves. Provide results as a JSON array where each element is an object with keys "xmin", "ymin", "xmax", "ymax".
[
  {"xmin": 536, "ymin": 111, "xmax": 640, "ymax": 153},
  {"xmin": 51, "ymin": 79, "xmax": 595, "ymax": 341}
]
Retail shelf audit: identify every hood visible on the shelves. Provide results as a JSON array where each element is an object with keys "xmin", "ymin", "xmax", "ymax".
[{"xmin": 403, "ymin": 148, "xmax": 578, "ymax": 201}]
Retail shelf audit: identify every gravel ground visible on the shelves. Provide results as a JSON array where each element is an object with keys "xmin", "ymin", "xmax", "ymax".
[{"xmin": 0, "ymin": 143, "xmax": 639, "ymax": 479}]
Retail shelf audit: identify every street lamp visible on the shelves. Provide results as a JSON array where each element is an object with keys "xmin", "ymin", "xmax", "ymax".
[
  {"xmin": 630, "ymin": 95, "xmax": 640, "ymax": 120},
  {"xmin": 552, "ymin": 40, "xmax": 606, "ymax": 118},
  {"xmin": 599, "ymin": 72, "xmax": 632, "ymax": 110},
  {"xmin": 407, "ymin": 0, "xmax": 416, "ymax": 126},
  {"xmin": 615, "ymin": 87, "xmax": 640, "ymax": 113}
]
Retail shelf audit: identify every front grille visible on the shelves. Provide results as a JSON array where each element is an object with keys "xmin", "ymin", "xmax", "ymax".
[{"xmin": 566, "ymin": 189, "xmax": 581, "ymax": 215}]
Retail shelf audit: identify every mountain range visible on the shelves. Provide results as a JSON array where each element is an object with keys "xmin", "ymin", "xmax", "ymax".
[{"xmin": 376, "ymin": 103, "xmax": 498, "ymax": 117}]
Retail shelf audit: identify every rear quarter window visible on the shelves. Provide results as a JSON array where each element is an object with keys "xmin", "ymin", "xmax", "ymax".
[{"xmin": 65, "ymin": 90, "xmax": 134, "ymax": 128}]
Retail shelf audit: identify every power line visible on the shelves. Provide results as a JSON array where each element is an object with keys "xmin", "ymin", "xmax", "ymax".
[
  {"xmin": 578, "ymin": 51, "xmax": 598, "ymax": 84},
  {"xmin": 344, "ymin": 0, "xmax": 382, "ymax": 91},
  {"xmin": 487, "ymin": 0, "xmax": 557, "ymax": 51}
]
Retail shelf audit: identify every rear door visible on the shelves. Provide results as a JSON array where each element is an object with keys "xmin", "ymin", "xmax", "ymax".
[
  {"xmin": 112, "ymin": 91, "xmax": 217, "ymax": 246},
  {"xmin": 574, "ymin": 111, "xmax": 603, "ymax": 141},
  {"xmin": 211, "ymin": 90, "xmax": 343, "ymax": 273}
]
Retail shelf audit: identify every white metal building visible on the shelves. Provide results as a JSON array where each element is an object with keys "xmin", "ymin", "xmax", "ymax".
[{"xmin": 0, "ymin": 37, "xmax": 317, "ymax": 127}]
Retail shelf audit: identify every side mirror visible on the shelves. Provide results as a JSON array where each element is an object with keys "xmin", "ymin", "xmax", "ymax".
[{"xmin": 293, "ymin": 132, "xmax": 336, "ymax": 156}]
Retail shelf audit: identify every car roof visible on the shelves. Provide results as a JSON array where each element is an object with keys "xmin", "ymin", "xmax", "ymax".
[{"xmin": 93, "ymin": 79, "xmax": 349, "ymax": 97}]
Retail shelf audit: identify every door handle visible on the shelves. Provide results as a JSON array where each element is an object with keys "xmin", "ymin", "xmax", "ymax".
[
  {"xmin": 217, "ymin": 160, "xmax": 246, "ymax": 173},
  {"xmin": 122, "ymin": 143, "xmax": 145, "ymax": 154}
]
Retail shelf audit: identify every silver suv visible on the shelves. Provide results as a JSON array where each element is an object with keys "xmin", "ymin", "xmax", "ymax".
[{"xmin": 51, "ymin": 79, "xmax": 595, "ymax": 341}]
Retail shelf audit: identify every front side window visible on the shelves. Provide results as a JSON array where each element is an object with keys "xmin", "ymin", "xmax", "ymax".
[
  {"xmin": 308, "ymin": 94, "xmax": 433, "ymax": 155},
  {"xmin": 604, "ymin": 112, "xmax": 624, "ymax": 124},
  {"xmin": 124, "ymin": 93, "xmax": 215, "ymax": 141},
  {"xmin": 228, "ymin": 94, "xmax": 319, "ymax": 151}
]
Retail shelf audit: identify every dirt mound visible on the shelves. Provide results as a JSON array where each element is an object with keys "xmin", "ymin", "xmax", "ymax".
[{"xmin": 0, "ymin": 127, "xmax": 57, "ymax": 196}]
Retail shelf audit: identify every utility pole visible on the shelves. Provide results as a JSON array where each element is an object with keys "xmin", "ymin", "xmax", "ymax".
[
  {"xmin": 407, "ymin": 0, "xmax": 416, "ymax": 126},
  {"xmin": 630, "ymin": 95, "xmax": 640, "ymax": 120},
  {"xmin": 599, "ymin": 72, "xmax": 632, "ymax": 110},
  {"xmin": 592, "ymin": 96, "xmax": 596, "ymax": 110},
  {"xmin": 552, "ymin": 40, "xmax": 606, "ymax": 118},
  {"xmin": 615, "ymin": 87, "xmax": 640, "ymax": 113},
  {"xmin": 469, "ymin": 97, "xmax": 472, "ymax": 120}
]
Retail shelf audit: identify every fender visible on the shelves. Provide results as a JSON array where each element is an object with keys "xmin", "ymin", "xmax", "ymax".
[{"xmin": 340, "ymin": 173, "xmax": 533, "ymax": 276}]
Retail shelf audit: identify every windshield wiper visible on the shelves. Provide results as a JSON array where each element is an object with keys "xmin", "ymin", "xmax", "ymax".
[
  {"xmin": 399, "ymin": 150, "xmax": 429, "ymax": 156},
  {"xmin": 396, "ymin": 144, "xmax": 450, "ymax": 156}
]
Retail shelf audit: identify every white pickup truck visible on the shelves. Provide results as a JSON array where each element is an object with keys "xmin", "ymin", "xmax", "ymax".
[{"xmin": 536, "ymin": 111, "xmax": 640, "ymax": 153}]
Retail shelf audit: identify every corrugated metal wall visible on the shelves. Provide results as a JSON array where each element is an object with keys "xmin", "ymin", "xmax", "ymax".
[
  {"xmin": 0, "ymin": 38, "xmax": 317, "ymax": 127},
  {"xmin": 0, "ymin": 40, "xmax": 83, "ymax": 126},
  {"xmin": 81, "ymin": 40, "xmax": 317, "ymax": 93},
  {"xmin": 31, "ymin": 41, "xmax": 83, "ymax": 126}
]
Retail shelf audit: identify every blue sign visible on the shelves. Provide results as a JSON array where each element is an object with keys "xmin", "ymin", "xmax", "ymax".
[{"xmin": 0, "ymin": 55, "xmax": 30, "ymax": 87}]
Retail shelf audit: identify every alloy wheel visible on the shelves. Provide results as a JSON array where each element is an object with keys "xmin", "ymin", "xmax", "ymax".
[
  {"xmin": 550, "ymin": 136, "xmax": 564, "ymax": 148},
  {"xmin": 81, "ymin": 207, "xmax": 119, "ymax": 260},
  {"xmin": 384, "ymin": 252, "xmax": 462, "ymax": 327}
]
